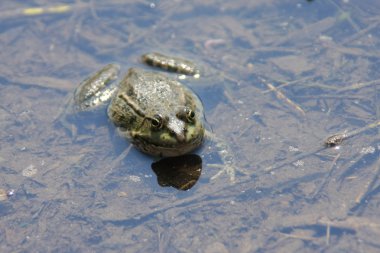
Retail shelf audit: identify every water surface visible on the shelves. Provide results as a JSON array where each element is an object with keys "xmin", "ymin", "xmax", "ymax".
[{"xmin": 0, "ymin": 0, "xmax": 379, "ymax": 252}]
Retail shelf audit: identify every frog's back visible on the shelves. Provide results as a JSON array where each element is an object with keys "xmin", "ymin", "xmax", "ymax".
[
  {"xmin": 122, "ymin": 68, "xmax": 187, "ymax": 112},
  {"xmin": 107, "ymin": 68, "xmax": 202, "ymax": 130}
]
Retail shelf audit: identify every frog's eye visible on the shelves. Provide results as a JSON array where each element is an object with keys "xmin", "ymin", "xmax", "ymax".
[
  {"xmin": 186, "ymin": 109, "xmax": 196, "ymax": 122},
  {"xmin": 151, "ymin": 114, "xmax": 164, "ymax": 129},
  {"xmin": 178, "ymin": 107, "xmax": 196, "ymax": 123}
]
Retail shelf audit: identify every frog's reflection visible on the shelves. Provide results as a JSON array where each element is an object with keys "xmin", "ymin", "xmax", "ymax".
[{"xmin": 151, "ymin": 154, "xmax": 202, "ymax": 191}]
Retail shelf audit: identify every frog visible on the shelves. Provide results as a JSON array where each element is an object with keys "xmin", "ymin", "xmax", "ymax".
[
  {"xmin": 73, "ymin": 54, "xmax": 204, "ymax": 157},
  {"xmin": 72, "ymin": 52, "xmax": 241, "ymax": 183}
]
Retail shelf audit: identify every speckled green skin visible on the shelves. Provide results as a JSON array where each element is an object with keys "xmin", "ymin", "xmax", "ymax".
[{"xmin": 75, "ymin": 65, "xmax": 205, "ymax": 157}]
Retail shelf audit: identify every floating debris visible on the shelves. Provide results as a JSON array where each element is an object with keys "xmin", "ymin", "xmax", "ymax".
[
  {"xmin": 204, "ymin": 38, "xmax": 226, "ymax": 50},
  {"xmin": 0, "ymin": 189, "xmax": 7, "ymax": 201},
  {"xmin": 360, "ymin": 146, "xmax": 376, "ymax": 154},
  {"xmin": 22, "ymin": 5, "xmax": 71, "ymax": 16},
  {"xmin": 7, "ymin": 189, "xmax": 15, "ymax": 197},
  {"xmin": 293, "ymin": 160, "xmax": 305, "ymax": 167},
  {"xmin": 289, "ymin": 146, "xmax": 300, "ymax": 152},
  {"xmin": 0, "ymin": 3, "xmax": 82, "ymax": 21},
  {"xmin": 22, "ymin": 164, "xmax": 38, "ymax": 177},
  {"xmin": 129, "ymin": 175, "xmax": 141, "ymax": 183},
  {"xmin": 117, "ymin": 191, "xmax": 128, "ymax": 197}
]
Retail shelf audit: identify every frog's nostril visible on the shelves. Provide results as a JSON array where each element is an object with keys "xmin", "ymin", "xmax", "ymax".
[{"xmin": 175, "ymin": 133, "xmax": 186, "ymax": 143}]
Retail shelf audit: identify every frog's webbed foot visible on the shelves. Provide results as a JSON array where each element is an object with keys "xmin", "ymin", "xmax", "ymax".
[
  {"xmin": 205, "ymin": 130, "xmax": 247, "ymax": 183},
  {"xmin": 209, "ymin": 163, "xmax": 237, "ymax": 183},
  {"xmin": 208, "ymin": 154, "xmax": 250, "ymax": 184}
]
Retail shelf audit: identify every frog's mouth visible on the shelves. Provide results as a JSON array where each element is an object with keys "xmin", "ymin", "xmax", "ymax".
[{"xmin": 132, "ymin": 134, "xmax": 204, "ymax": 157}]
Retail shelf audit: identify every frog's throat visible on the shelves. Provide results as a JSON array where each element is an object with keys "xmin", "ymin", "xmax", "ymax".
[{"xmin": 131, "ymin": 132, "xmax": 204, "ymax": 157}]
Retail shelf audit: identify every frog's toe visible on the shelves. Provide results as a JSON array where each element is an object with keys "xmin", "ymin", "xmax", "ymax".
[{"xmin": 209, "ymin": 164, "xmax": 241, "ymax": 183}]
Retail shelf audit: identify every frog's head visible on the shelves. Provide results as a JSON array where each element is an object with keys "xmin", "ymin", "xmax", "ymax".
[{"xmin": 130, "ymin": 106, "xmax": 205, "ymax": 157}]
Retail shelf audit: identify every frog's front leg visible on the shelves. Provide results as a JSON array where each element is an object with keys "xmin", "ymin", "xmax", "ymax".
[
  {"xmin": 206, "ymin": 131, "xmax": 247, "ymax": 183},
  {"xmin": 74, "ymin": 63, "xmax": 120, "ymax": 111}
]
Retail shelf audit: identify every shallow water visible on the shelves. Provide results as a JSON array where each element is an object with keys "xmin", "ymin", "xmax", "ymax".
[{"xmin": 1, "ymin": 0, "xmax": 379, "ymax": 252}]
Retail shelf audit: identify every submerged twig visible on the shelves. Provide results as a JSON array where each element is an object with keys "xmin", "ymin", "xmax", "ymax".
[
  {"xmin": 278, "ymin": 232, "xmax": 318, "ymax": 242},
  {"xmin": 278, "ymin": 214, "xmax": 380, "ymax": 234},
  {"xmin": 318, "ymin": 216, "xmax": 380, "ymax": 231},
  {"xmin": 338, "ymin": 79, "xmax": 380, "ymax": 92},
  {"xmin": 354, "ymin": 159, "xmax": 380, "ymax": 205},
  {"xmin": 261, "ymin": 76, "xmax": 312, "ymax": 94},
  {"xmin": 264, "ymin": 146, "xmax": 326, "ymax": 173},
  {"xmin": 264, "ymin": 82, "xmax": 306, "ymax": 116},
  {"xmin": 326, "ymin": 223, "xmax": 331, "ymax": 246},
  {"xmin": 310, "ymin": 153, "xmax": 341, "ymax": 199}
]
